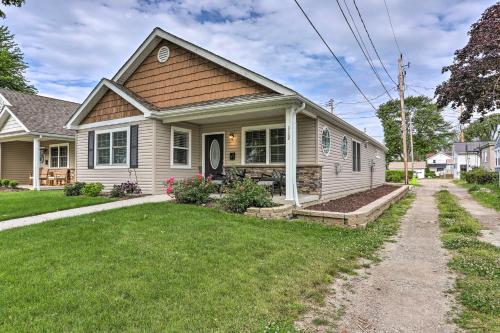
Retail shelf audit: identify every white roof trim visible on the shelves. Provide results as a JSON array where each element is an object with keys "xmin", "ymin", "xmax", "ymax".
[
  {"xmin": 65, "ymin": 79, "xmax": 152, "ymax": 129},
  {"xmin": 0, "ymin": 106, "xmax": 29, "ymax": 133},
  {"xmin": 0, "ymin": 93, "xmax": 12, "ymax": 107},
  {"xmin": 112, "ymin": 27, "xmax": 296, "ymax": 96}
]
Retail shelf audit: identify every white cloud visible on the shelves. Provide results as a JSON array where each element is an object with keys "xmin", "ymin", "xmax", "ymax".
[{"xmin": 2, "ymin": 0, "xmax": 496, "ymax": 140}]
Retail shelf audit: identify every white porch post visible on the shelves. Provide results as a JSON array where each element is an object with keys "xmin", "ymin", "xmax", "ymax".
[
  {"xmin": 33, "ymin": 137, "xmax": 40, "ymax": 191},
  {"xmin": 285, "ymin": 107, "xmax": 298, "ymax": 203}
]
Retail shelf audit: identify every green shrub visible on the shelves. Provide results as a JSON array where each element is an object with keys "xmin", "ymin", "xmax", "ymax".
[
  {"xmin": 63, "ymin": 182, "xmax": 86, "ymax": 196},
  {"xmin": 110, "ymin": 184, "xmax": 126, "ymax": 198},
  {"xmin": 1, "ymin": 179, "xmax": 11, "ymax": 187},
  {"xmin": 425, "ymin": 167, "xmax": 436, "ymax": 178},
  {"xmin": 8, "ymin": 180, "xmax": 18, "ymax": 188},
  {"xmin": 220, "ymin": 178, "xmax": 274, "ymax": 213},
  {"xmin": 165, "ymin": 174, "xmax": 216, "ymax": 204},
  {"xmin": 463, "ymin": 168, "xmax": 498, "ymax": 184},
  {"xmin": 81, "ymin": 183, "xmax": 104, "ymax": 197},
  {"xmin": 468, "ymin": 184, "xmax": 480, "ymax": 193},
  {"xmin": 385, "ymin": 170, "xmax": 414, "ymax": 183}
]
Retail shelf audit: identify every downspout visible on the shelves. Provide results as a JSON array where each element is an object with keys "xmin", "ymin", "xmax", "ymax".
[{"xmin": 293, "ymin": 103, "xmax": 306, "ymax": 207}]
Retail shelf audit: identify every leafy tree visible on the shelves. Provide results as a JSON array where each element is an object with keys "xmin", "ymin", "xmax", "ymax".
[
  {"xmin": 377, "ymin": 96, "xmax": 454, "ymax": 163},
  {"xmin": 0, "ymin": 0, "xmax": 24, "ymax": 18},
  {"xmin": 463, "ymin": 113, "xmax": 500, "ymax": 141},
  {"xmin": 0, "ymin": 25, "xmax": 36, "ymax": 93},
  {"xmin": 435, "ymin": 3, "xmax": 499, "ymax": 122}
]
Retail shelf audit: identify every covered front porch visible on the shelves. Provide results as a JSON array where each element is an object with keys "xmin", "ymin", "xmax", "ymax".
[
  {"xmin": 0, "ymin": 133, "xmax": 75, "ymax": 190},
  {"xmin": 158, "ymin": 98, "xmax": 321, "ymax": 205}
]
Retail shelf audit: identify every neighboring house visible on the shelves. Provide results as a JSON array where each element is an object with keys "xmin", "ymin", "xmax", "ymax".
[
  {"xmin": 388, "ymin": 161, "xmax": 426, "ymax": 179},
  {"xmin": 0, "ymin": 89, "xmax": 78, "ymax": 188},
  {"xmin": 426, "ymin": 152, "xmax": 453, "ymax": 177},
  {"xmin": 476, "ymin": 142, "xmax": 496, "ymax": 171},
  {"xmin": 495, "ymin": 125, "xmax": 500, "ymax": 173},
  {"xmin": 452, "ymin": 141, "xmax": 486, "ymax": 179},
  {"xmin": 65, "ymin": 27, "xmax": 386, "ymax": 203}
]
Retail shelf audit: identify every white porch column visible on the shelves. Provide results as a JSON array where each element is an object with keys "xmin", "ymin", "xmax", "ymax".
[
  {"xmin": 33, "ymin": 137, "xmax": 40, "ymax": 191},
  {"xmin": 285, "ymin": 108, "xmax": 295, "ymax": 201}
]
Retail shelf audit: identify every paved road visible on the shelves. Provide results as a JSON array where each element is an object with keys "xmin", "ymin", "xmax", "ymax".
[
  {"xmin": 437, "ymin": 179, "xmax": 499, "ymax": 247},
  {"xmin": 0, "ymin": 194, "xmax": 172, "ymax": 232},
  {"xmin": 297, "ymin": 180, "xmax": 458, "ymax": 333}
]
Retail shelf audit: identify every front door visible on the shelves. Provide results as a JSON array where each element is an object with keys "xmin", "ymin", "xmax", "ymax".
[{"xmin": 204, "ymin": 134, "xmax": 224, "ymax": 177}]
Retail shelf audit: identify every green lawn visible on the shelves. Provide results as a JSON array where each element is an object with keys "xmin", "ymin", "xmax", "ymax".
[
  {"xmin": 0, "ymin": 190, "xmax": 114, "ymax": 221},
  {"xmin": 436, "ymin": 190, "xmax": 500, "ymax": 332},
  {"xmin": 454, "ymin": 180, "xmax": 500, "ymax": 211},
  {"xmin": 0, "ymin": 194, "xmax": 414, "ymax": 332}
]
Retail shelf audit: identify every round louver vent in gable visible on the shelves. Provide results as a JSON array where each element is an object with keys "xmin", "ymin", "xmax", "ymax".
[{"xmin": 157, "ymin": 46, "xmax": 170, "ymax": 63}]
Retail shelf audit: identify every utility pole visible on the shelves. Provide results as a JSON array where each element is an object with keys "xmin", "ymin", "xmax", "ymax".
[
  {"xmin": 326, "ymin": 98, "xmax": 335, "ymax": 114},
  {"xmin": 398, "ymin": 54, "xmax": 409, "ymax": 184},
  {"xmin": 409, "ymin": 107, "xmax": 415, "ymax": 176}
]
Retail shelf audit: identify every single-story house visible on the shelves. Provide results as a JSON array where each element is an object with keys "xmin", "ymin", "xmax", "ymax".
[
  {"xmin": 0, "ymin": 89, "xmax": 78, "ymax": 188},
  {"xmin": 426, "ymin": 152, "xmax": 453, "ymax": 177},
  {"xmin": 65, "ymin": 27, "xmax": 386, "ymax": 204},
  {"xmin": 475, "ymin": 141, "xmax": 496, "ymax": 171},
  {"xmin": 452, "ymin": 141, "xmax": 486, "ymax": 179},
  {"xmin": 495, "ymin": 126, "xmax": 500, "ymax": 173},
  {"xmin": 387, "ymin": 161, "xmax": 426, "ymax": 179}
]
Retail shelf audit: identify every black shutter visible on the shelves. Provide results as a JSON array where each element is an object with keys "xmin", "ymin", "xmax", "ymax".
[
  {"xmin": 88, "ymin": 131, "xmax": 95, "ymax": 169},
  {"xmin": 130, "ymin": 125, "xmax": 139, "ymax": 168},
  {"xmin": 352, "ymin": 141, "xmax": 356, "ymax": 171},
  {"xmin": 357, "ymin": 142, "xmax": 361, "ymax": 172}
]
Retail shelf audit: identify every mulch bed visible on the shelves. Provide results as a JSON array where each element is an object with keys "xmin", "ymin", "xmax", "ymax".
[
  {"xmin": 307, "ymin": 185, "xmax": 400, "ymax": 213},
  {"xmin": 0, "ymin": 187, "xmax": 28, "ymax": 192}
]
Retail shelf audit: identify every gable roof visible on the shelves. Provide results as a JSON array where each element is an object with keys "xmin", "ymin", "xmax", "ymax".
[
  {"xmin": 453, "ymin": 141, "xmax": 490, "ymax": 154},
  {"xmin": 0, "ymin": 88, "xmax": 78, "ymax": 137},
  {"xmin": 113, "ymin": 27, "xmax": 296, "ymax": 96}
]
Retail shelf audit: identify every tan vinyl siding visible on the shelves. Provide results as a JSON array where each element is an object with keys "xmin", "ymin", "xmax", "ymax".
[
  {"xmin": 82, "ymin": 90, "xmax": 142, "ymax": 124},
  {"xmin": 154, "ymin": 121, "xmax": 202, "ymax": 193},
  {"xmin": 0, "ymin": 141, "xmax": 32, "ymax": 184},
  {"xmin": 0, "ymin": 115, "xmax": 24, "ymax": 134},
  {"xmin": 318, "ymin": 118, "xmax": 385, "ymax": 198},
  {"xmin": 297, "ymin": 114, "xmax": 317, "ymax": 165},
  {"xmin": 124, "ymin": 40, "xmax": 274, "ymax": 109},
  {"xmin": 76, "ymin": 120, "xmax": 155, "ymax": 193}
]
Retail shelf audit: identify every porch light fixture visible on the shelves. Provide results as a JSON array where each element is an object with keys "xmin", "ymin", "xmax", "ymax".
[{"xmin": 229, "ymin": 132, "xmax": 235, "ymax": 140}]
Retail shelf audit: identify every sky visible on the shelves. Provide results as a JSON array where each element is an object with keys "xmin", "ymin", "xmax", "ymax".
[{"xmin": 2, "ymin": 0, "xmax": 496, "ymax": 141}]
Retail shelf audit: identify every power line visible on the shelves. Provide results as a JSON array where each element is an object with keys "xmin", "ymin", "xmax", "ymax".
[
  {"xmin": 293, "ymin": 0, "xmax": 378, "ymax": 112},
  {"xmin": 382, "ymin": 0, "xmax": 402, "ymax": 55},
  {"xmin": 335, "ymin": 0, "xmax": 394, "ymax": 99},
  {"xmin": 351, "ymin": 0, "xmax": 398, "ymax": 86}
]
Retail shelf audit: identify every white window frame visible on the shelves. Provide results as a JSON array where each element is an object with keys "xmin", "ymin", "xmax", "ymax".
[
  {"xmin": 48, "ymin": 143, "xmax": 69, "ymax": 168},
  {"xmin": 94, "ymin": 127, "xmax": 130, "ymax": 169},
  {"xmin": 321, "ymin": 127, "xmax": 331, "ymax": 156},
  {"xmin": 495, "ymin": 148, "xmax": 500, "ymax": 166},
  {"xmin": 171, "ymin": 126, "xmax": 192, "ymax": 169},
  {"xmin": 352, "ymin": 139, "xmax": 361, "ymax": 172},
  {"xmin": 241, "ymin": 123, "xmax": 285, "ymax": 165},
  {"xmin": 341, "ymin": 135, "xmax": 349, "ymax": 160}
]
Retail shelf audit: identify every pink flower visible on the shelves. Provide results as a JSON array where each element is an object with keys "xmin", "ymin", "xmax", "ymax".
[
  {"xmin": 196, "ymin": 173, "xmax": 203, "ymax": 181},
  {"xmin": 166, "ymin": 185, "xmax": 173, "ymax": 195}
]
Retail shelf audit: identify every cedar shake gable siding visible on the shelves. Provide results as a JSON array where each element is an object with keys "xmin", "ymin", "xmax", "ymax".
[
  {"xmin": 82, "ymin": 89, "xmax": 142, "ymax": 124},
  {"xmin": 123, "ymin": 40, "xmax": 275, "ymax": 109}
]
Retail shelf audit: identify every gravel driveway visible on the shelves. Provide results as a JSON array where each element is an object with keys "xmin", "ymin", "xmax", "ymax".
[{"xmin": 296, "ymin": 180, "xmax": 459, "ymax": 332}]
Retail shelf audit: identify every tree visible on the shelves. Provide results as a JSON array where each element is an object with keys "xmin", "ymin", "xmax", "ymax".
[
  {"xmin": 0, "ymin": 25, "xmax": 36, "ymax": 93},
  {"xmin": 0, "ymin": 0, "xmax": 24, "ymax": 18},
  {"xmin": 377, "ymin": 96, "xmax": 454, "ymax": 163},
  {"xmin": 463, "ymin": 113, "xmax": 500, "ymax": 141},
  {"xmin": 435, "ymin": 3, "xmax": 500, "ymax": 123}
]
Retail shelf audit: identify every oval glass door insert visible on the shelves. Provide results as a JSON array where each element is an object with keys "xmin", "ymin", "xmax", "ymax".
[{"xmin": 210, "ymin": 140, "xmax": 221, "ymax": 170}]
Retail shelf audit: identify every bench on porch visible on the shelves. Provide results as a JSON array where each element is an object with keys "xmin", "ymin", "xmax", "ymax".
[{"xmin": 30, "ymin": 168, "xmax": 73, "ymax": 186}]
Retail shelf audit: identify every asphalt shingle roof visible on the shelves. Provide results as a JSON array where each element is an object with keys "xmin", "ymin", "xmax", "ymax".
[
  {"xmin": 0, "ymin": 88, "xmax": 79, "ymax": 137},
  {"xmin": 453, "ymin": 141, "xmax": 491, "ymax": 153}
]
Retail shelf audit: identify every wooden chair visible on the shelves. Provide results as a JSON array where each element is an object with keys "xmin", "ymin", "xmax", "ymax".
[
  {"xmin": 29, "ymin": 168, "xmax": 49, "ymax": 186},
  {"xmin": 55, "ymin": 170, "xmax": 67, "ymax": 185}
]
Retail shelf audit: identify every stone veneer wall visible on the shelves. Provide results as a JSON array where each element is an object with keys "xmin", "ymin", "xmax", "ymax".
[{"xmin": 232, "ymin": 165, "xmax": 322, "ymax": 195}]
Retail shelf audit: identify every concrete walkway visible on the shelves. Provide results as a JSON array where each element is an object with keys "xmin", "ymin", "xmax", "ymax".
[
  {"xmin": 438, "ymin": 179, "xmax": 499, "ymax": 247},
  {"xmin": 297, "ymin": 180, "xmax": 458, "ymax": 332},
  {"xmin": 0, "ymin": 195, "xmax": 172, "ymax": 232}
]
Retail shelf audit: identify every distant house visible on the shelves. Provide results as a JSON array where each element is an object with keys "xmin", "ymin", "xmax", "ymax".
[
  {"xmin": 476, "ymin": 142, "xmax": 496, "ymax": 171},
  {"xmin": 0, "ymin": 89, "xmax": 78, "ymax": 187},
  {"xmin": 426, "ymin": 152, "xmax": 453, "ymax": 177},
  {"xmin": 494, "ymin": 126, "xmax": 500, "ymax": 173},
  {"xmin": 451, "ymin": 142, "xmax": 486, "ymax": 179},
  {"xmin": 388, "ymin": 161, "xmax": 426, "ymax": 179}
]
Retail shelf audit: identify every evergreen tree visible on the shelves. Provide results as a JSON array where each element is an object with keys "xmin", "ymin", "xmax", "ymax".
[{"xmin": 0, "ymin": 25, "xmax": 36, "ymax": 93}]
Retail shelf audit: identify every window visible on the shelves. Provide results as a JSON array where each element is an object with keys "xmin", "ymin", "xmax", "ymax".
[
  {"xmin": 171, "ymin": 127, "xmax": 191, "ymax": 168},
  {"xmin": 352, "ymin": 140, "xmax": 361, "ymax": 172},
  {"xmin": 95, "ymin": 128, "xmax": 129, "ymax": 167},
  {"xmin": 341, "ymin": 136, "xmax": 348, "ymax": 160},
  {"xmin": 375, "ymin": 149, "xmax": 381, "ymax": 159},
  {"xmin": 496, "ymin": 148, "xmax": 500, "ymax": 166},
  {"xmin": 49, "ymin": 144, "xmax": 69, "ymax": 168},
  {"xmin": 270, "ymin": 128, "xmax": 286, "ymax": 163},
  {"xmin": 483, "ymin": 150, "xmax": 488, "ymax": 162},
  {"xmin": 242, "ymin": 124, "xmax": 285, "ymax": 164},
  {"xmin": 321, "ymin": 127, "xmax": 331, "ymax": 156}
]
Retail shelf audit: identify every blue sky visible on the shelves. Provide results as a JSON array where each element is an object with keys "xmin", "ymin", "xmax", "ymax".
[{"xmin": 2, "ymin": 0, "xmax": 496, "ymax": 141}]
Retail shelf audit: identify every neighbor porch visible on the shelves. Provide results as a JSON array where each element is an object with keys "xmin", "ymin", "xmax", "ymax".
[{"xmin": 0, "ymin": 133, "xmax": 75, "ymax": 190}]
